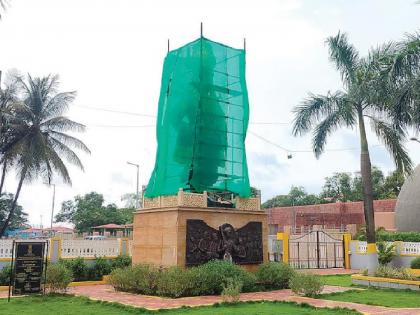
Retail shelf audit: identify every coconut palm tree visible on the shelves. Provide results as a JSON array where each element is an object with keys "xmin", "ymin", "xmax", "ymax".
[
  {"xmin": 0, "ymin": 74, "xmax": 90, "ymax": 236},
  {"xmin": 0, "ymin": 71, "xmax": 20, "ymax": 194},
  {"xmin": 292, "ymin": 32, "xmax": 416, "ymax": 270}
]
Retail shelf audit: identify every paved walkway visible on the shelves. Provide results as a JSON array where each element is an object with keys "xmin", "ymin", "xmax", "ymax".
[{"xmin": 68, "ymin": 284, "xmax": 420, "ymax": 315}]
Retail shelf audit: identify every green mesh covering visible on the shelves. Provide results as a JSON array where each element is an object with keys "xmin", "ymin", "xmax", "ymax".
[{"xmin": 145, "ymin": 37, "xmax": 251, "ymax": 198}]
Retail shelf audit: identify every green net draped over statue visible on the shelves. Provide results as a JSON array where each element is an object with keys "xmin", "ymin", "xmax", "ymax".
[{"xmin": 145, "ymin": 37, "xmax": 251, "ymax": 198}]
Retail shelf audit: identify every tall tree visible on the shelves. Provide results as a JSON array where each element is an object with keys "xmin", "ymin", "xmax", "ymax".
[
  {"xmin": 292, "ymin": 32, "xmax": 414, "ymax": 255},
  {"xmin": 56, "ymin": 192, "xmax": 134, "ymax": 232},
  {"xmin": 0, "ymin": 74, "xmax": 90, "ymax": 236}
]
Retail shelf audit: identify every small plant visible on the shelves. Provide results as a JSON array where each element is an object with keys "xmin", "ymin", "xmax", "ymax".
[
  {"xmin": 374, "ymin": 266, "xmax": 415, "ymax": 280},
  {"xmin": 46, "ymin": 264, "xmax": 73, "ymax": 293},
  {"xmin": 221, "ymin": 278, "xmax": 242, "ymax": 303},
  {"xmin": 410, "ymin": 257, "xmax": 420, "ymax": 269},
  {"xmin": 361, "ymin": 268, "xmax": 368, "ymax": 276},
  {"xmin": 289, "ymin": 273, "xmax": 324, "ymax": 297},
  {"xmin": 0, "ymin": 265, "xmax": 11, "ymax": 286},
  {"xmin": 377, "ymin": 242, "xmax": 396, "ymax": 266},
  {"xmin": 256, "ymin": 262, "xmax": 296, "ymax": 289}
]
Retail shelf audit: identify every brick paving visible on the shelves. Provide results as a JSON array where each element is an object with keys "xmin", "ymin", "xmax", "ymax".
[
  {"xmin": 2, "ymin": 281, "xmax": 420, "ymax": 314},
  {"xmin": 68, "ymin": 284, "xmax": 420, "ymax": 314}
]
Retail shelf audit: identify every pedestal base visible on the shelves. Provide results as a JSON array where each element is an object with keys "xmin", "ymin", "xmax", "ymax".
[{"xmin": 132, "ymin": 206, "xmax": 268, "ymax": 271}]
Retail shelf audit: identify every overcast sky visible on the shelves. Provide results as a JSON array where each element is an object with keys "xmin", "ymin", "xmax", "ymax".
[{"xmin": 0, "ymin": 0, "xmax": 419, "ymax": 226}]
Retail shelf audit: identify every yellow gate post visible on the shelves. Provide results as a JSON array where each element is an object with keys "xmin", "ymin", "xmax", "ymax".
[
  {"xmin": 277, "ymin": 232, "xmax": 289, "ymax": 263},
  {"xmin": 342, "ymin": 233, "xmax": 351, "ymax": 269}
]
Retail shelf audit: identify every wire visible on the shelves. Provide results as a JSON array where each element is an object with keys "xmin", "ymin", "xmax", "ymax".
[
  {"xmin": 87, "ymin": 124, "xmax": 155, "ymax": 128},
  {"xmin": 249, "ymin": 130, "xmax": 383, "ymax": 153},
  {"xmin": 73, "ymin": 105, "xmax": 156, "ymax": 118},
  {"xmin": 73, "ymin": 105, "xmax": 290, "ymax": 125}
]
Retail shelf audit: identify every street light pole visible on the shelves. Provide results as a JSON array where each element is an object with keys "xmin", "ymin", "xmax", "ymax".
[
  {"xmin": 51, "ymin": 184, "xmax": 56, "ymax": 229},
  {"xmin": 44, "ymin": 183, "xmax": 56, "ymax": 229},
  {"xmin": 127, "ymin": 162, "xmax": 140, "ymax": 208}
]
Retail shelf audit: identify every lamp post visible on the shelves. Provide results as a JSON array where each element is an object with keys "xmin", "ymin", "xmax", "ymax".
[
  {"xmin": 44, "ymin": 183, "xmax": 56, "ymax": 229},
  {"xmin": 127, "ymin": 162, "xmax": 140, "ymax": 208}
]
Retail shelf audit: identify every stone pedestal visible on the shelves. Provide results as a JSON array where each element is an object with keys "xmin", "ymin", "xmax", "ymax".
[{"xmin": 132, "ymin": 200, "xmax": 268, "ymax": 271}]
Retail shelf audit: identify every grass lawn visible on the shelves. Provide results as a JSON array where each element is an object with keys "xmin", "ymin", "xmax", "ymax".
[
  {"xmin": 0, "ymin": 295, "xmax": 359, "ymax": 315},
  {"xmin": 320, "ymin": 274, "xmax": 353, "ymax": 287},
  {"xmin": 321, "ymin": 288, "xmax": 420, "ymax": 308}
]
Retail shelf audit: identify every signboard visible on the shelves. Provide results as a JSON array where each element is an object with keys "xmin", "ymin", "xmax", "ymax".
[{"xmin": 11, "ymin": 242, "xmax": 47, "ymax": 296}]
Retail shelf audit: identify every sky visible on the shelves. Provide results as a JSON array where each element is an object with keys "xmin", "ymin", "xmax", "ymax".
[{"xmin": 0, "ymin": 0, "xmax": 419, "ymax": 226}]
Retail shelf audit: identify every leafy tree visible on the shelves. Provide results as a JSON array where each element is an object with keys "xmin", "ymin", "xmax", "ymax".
[
  {"xmin": 381, "ymin": 170, "xmax": 404, "ymax": 198},
  {"xmin": 0, "ymin": 193, "xmax": 27, "ymax": 230},
  {"xmin": 0, "ymin": 74, "xmax": 90, "ymax": 236},
  {"xmin": 121, "ymin": 193, "xmax": 141, "ymax": 209},
  {"xmin": 320, "ymin": 172, "xmax": 353, "ymax": 201},
  {"xmin": 262, "ymin": 186, "xmax": 321, "ymax": 208},
  {"xmin": 55, "ymin": 192, "xmax": 133, "ymax": 232},
  {"xmin": 292, "ymin": 32, "xmax": 415, "ymax": 244}
]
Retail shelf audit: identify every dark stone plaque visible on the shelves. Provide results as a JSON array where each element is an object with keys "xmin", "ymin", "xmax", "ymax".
[
  {"xmin": 13, "ymin": 242, "xmax": 45, "ymax": 295},
  {"xmin": 186, "ymin": 220, "xmax": 263, "ymax": 266}
]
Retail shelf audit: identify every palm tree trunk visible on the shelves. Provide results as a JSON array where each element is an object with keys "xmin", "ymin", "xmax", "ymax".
[
  {"xmin": 0, "ymin": 170, "xmax": 25, "ymax": 237},
  {"xmin": 0, "ymin": 160, "xmax": 6, "ymax": 195},
  {"xmin": 358, "ymin": 108, "xmax": 377, "ymax": 273}
]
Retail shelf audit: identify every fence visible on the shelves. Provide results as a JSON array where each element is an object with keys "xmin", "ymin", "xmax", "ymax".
[
  {"xmin": 349, "ymin": 240, "xmax": 420, "ymax": 269},
  {"xmin": 0, "ymin": 238, "xmax": 131, "ymax": 265}
]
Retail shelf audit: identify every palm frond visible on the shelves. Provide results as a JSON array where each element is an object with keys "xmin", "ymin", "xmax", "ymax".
[
  {"xmin": 370, "ymin": 117, "xmax": 413, "ymax": 175},
  {"xmin": 41, "ymin": 116, "xmax": 86, "ymax": 133},
  {"xmin": 48, "ymin": 137, "xmax": 85, "ymax": 171},
  {"xmin": 49, "ymin": 131, "xmax": 90, "ymax": 154},
  {"xmin": 390, "ymin": 32, "xmax": 420, "ymax": 80},
  {"xmin": 312, "ymin": 101, "xmax": 356, "ymax": 158},
  {"xmin": 326, "ymin": 32, "xmax": 359, "ymax": 86},
  {"xmin": 42, "ymin": 91, "xmax": 76, "ymax": 120},
  {"xmin": 292, "ymin": 91, "xmax": 353, "ymax": 136}
]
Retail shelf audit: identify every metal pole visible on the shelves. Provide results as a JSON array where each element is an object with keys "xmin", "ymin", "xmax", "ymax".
[
  {"xmin": 136, "ymin": 165, "xmax": 139, "ymax": 208},
  {"xmin": 200, "ymin": 22, "xmax": 203, "ymax": 37},
  {"xmin": 8, "ymin": 240, "xmax": 15, "ymax": 302},
  {"xmin": 167, "ymin": 39, "xmax": 170, "ymax": 53},
  {"xmin": 50, "ymin": 184, "xmax": 55, "ymax": 229}
]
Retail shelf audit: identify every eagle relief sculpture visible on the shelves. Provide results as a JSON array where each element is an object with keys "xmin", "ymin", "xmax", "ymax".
[{"xmin": 186, "ymin": 219, "xmax": 263, "ymax": 265}]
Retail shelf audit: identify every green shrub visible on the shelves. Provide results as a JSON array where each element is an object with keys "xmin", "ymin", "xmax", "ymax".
[
  {"xmin": 289, "ymin": 273, "xmax": 323, "ymax": 297},
  {"xmin": 377, "ymin": 242, "xmax": 396, "ymax": 266},
  {"xmin": 359, "ymin": 230, "xmax": 420, "ymax": 242},
  {"xmin": 192, "ymin": 260, "xmax": 256, "ymax": 295},
  {"xmin": 131, "ymin": 264, "xmax": 160, "ymax": 295},
  {"xmin": 111, "ymin": 255, "xmax": 132, "ymax": 269},
  {"xmin": 0, "ymin": 265, "xmax": 11, "ymax": 285},
  {"xmin": 88, "ymin": 257, "xmax": 112, "ymax": 280},
  {"xmin": 108, "ymin": 261, "xmax": 257, "ymax": 297},
  {"xmin": 221, "ymin": 278, "xmax": 242, "ymax": 303},
  {"xmin": 59, "ymin": 257, "xmax": 88, "ymax": 281},
  {"xmin": 410, "ymin": 257, "xmax": 420, "ymax": 269},
  {"xmin": 46, "ymin": 264, "xmax": 73, "ymax": 293},
  {"xmin": 374, "ymin": 266, "xmax": 415, "ymax": 280},
  {"xmin": 256, "ymin": 262, "xmax": 296, "ymax": 289},
  {"xmin": 156, "ymin": 266, "xmax": 195, "ymax": 298},
  {"xmin": 107, "ymin": 267, "xmax": 136, "ymax": 292}
]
